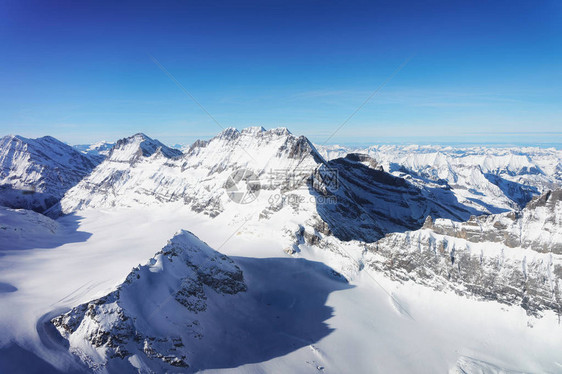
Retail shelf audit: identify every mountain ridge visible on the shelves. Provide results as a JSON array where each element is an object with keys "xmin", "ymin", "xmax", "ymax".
[
  {"xmin": 0, "ymin": 134, "xmax": 99, "ymax": 212},
  {"xmin": 58, "ymin": 127, "xmax": 482, "ymax": 243}
]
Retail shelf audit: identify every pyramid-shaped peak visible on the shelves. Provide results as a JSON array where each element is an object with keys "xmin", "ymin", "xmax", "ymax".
[
  {"xmin": 130, "ymin": 132, "xmax": 151, "ymax": 140},
  {"xmin": 109, "ymin": 133, "xmax": 182, "ymax": 161},
  {"xmin": 216, "ymin": 127, "xmax": 240, "ymax": 140},
  {"xmin": 269, "ymin": 127, "xmax": 292, "ymax": 136}
]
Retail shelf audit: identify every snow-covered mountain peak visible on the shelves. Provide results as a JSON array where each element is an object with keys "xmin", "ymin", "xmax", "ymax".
[
  {"xmin": 108, "ymin": 133, "xmax": 182, "ymax": 162},
  {"xmin": 211, "ymin": 126, "xmax": 292, "ymax": 143},
  {"xmin": 2, "ymin": 134, "xmax": 65, "ymax": 150},
  {"xmin": 215, "ymin": 127, "xmax": 240, "ymax": 141},
  {"xmin": 132, "ymin": 132, "xmax": 149, "ymax": 139},
  {"xmin": 51, "ymin": 230, "xmax": 247, "ymax": 371},
  {"xmin": 234, "ymin": 126, "xmax": 290, "ymax": 137},
  {"xmin": 270, "ymin": 127, "xmax": 292, "ymax": 136},
  {"xmin": 36, "ymin": 135, "xmax": 60, "ymax": 143},
  {"xmin": 0, "ymin": 134, "xmax": 22, "ymax": 146},
  {"xmin": 184, "ymin": 126, "xmax": 322, "ymax": 170},
  {"xmin": 59, "ymin": 127, "xmax": 327, "ymax": 217}
]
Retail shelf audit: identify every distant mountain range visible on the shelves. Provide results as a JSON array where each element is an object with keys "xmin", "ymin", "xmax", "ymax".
[{"xmin": 317, "ymin": 143, "xmax": 562, "ymax": 211}]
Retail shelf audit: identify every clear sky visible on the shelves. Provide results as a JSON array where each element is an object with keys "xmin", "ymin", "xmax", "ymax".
[{"xmin": 1, "ymin": 0, "xmax": 561, "ymax": 146}]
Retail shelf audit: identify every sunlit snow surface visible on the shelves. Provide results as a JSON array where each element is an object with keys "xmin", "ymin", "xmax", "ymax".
[{"xmin": 1, "ymin": 205, "xmax": 561, "ymax": 373}]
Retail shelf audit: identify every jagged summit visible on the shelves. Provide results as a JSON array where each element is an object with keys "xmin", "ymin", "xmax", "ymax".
[
  {"xmin": 213, "ymin": 126, "xmax": 292, "ymax": 141},
  {"xmin": 215, "ymin": 127, "xmax": 240, "ymax": 140},
  {"xmin": 132, "ymin": 132, "xmax": 149, "ymax": 138},
  {"xmin": 184, "ymin": 126, "xmax": 321, "ymax": 167}
]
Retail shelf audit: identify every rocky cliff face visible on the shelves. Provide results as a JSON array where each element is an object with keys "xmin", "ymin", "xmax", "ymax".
[
  {"xmin": 366, "ymin": 189, "xmax": 562, "ymax": 317},
  {"xmin": 422, "ymin": 189, "xmax": 562, "ymax": 254},
  {"xmin": 315, "ymin": 154, "xmax": 477, "ymax": 241},
  {"xmin": 51, "ymin": 230, "xmax": 246, "ymax": 372},
  {"xmin": 0, "ymin": 135, "xmax": 98, "ymax": 212}
]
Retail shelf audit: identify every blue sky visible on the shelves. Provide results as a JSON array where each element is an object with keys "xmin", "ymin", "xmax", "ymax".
[{"xmin": 1, "ymin": 0, "xmax": 561, "ymax": 146}]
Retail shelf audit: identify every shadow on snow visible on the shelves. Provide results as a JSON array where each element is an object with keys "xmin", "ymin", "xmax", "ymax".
[
  {"xmin": 0, "ymin": 211, "xmax": 91, "ymax": 251},
  {"xmin": 188, "ymin": 256, "xmax": 352, "ymax": 372},
  {"xmin": 29, "ymin": 256, "xmax": 352, "ymax": 373}
]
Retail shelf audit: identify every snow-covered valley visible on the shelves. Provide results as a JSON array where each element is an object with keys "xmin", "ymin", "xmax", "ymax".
[{"xmin": 1, "ymin": 128, "xmax": 562, "ymax": 373}]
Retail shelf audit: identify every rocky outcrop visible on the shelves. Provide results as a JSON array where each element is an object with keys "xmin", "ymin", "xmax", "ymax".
[{"xmin": 367, "ymin": 189, "xmax": 562, "ymax": 317}]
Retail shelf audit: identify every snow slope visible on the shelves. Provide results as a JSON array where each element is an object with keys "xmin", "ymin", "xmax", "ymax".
[
  {"xmin": 0, "ymin": 206, "xmax": 91, "ymax": 251},
  {"xmin": 0, "ymin": 206, "xmax": 59, "ymax": 249}
]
